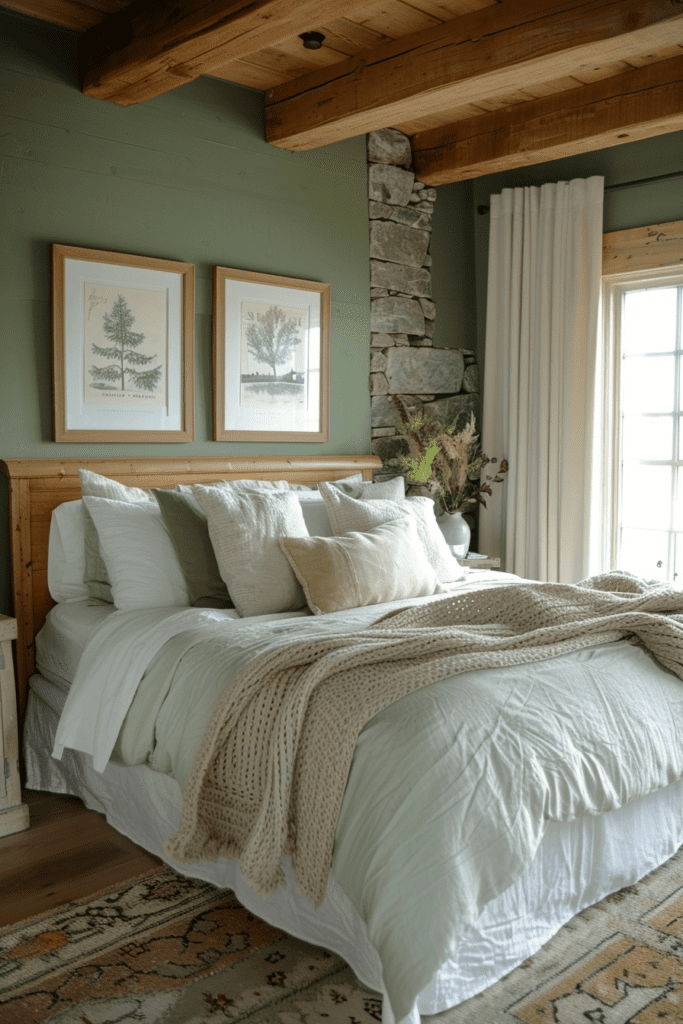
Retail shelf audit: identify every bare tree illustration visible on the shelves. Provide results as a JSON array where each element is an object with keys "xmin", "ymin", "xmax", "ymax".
[
  {"xmin": 89, "ymin": 294, "xmax": 162, "ymax": 392},
  {"xmin": 245, "ymin": 305, "xmax": 302, "ymax": 379}
]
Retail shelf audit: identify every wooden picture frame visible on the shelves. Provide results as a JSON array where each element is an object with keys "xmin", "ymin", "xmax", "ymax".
[
  {"xmin": 213, "ymin": 266, "xmax": 330, "ymax": 442},
  {"xmin": 51, "ymin": 244, "xmax": 195, "ymax": 442}
]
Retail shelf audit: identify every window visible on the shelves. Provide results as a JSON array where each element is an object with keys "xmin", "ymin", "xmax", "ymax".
[{"xmin": 601, "ymin": 264, "xmax": 683, "ymax": 582}]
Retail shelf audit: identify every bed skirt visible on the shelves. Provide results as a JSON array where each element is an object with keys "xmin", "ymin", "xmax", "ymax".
[{"xmin": 24, "ymin": 673, "xmax": 683, "ymax": 1024}]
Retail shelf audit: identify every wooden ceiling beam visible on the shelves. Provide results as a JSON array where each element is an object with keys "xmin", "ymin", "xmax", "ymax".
[
  {"xmin": 79, "ymin": 0, "xmax": 362, "ymax": 106},
  {"xmin": 412, "ymin": 54, "xmax": 683, "ymax": 184},
  {"xmin": 264, "ymin": 0, "xmax": 683, "ymax": 151},
  {"xmin": 0, "ymin": 0, "xmax": 104, "ymax": 31}
]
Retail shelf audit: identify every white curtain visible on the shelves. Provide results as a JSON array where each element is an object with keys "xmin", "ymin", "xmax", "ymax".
[{"xmin": 479, "ymin": 176, "xmax": 604, "ymax": 583}]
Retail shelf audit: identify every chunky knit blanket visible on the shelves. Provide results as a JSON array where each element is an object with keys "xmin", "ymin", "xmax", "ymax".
[{"xmin": 165, "ymin": 573, "xmax": 683, "ymax": 906}]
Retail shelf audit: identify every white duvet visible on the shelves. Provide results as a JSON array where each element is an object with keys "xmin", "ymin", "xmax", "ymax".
[{"xmin": 52, "ymin": 572, "xmax": 683, "ymax": 1023}]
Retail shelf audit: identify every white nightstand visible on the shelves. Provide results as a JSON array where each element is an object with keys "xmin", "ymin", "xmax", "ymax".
[
  {"xmin": 0, "ymin": 615, "xmax": 30, "ymax": 837},
  {"xmin": 456, "ymin": 554, "xmax": 501, "ymax": 570}
]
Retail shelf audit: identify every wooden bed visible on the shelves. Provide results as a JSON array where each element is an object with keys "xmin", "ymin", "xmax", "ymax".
[
  {"xmin": 10, "ymin": 454, "xmax": 683, "ymax": 1024},
  {"xmin": 0, "ymin": 455, "xmax": 381, "ymax": 724}
]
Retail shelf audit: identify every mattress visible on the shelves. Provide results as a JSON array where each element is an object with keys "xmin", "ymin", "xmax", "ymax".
[
  {"xmin": 35, "ymin": 599, "xmax": 114, "ymax": 688},
  {"xmin": 25, "ymin": 598, "xmax": 683, "ymax": 1024}
]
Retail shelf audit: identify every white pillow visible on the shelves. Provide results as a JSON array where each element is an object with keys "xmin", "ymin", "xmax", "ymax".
[
  {"xmin": 294, "ymin": 479, "xmax": 405, "ymax": 539},
  {"xmin": 83, "ymin": 496, "xmax": 189, "ymax": 610},
  {"xmin": 79, "ymin": 469, "xmax": 155, "ymax": 605},
  {"xmin": 175, "ymin": 478, "xmax": 291, "ymax": 515},
  {"xmin": 280, "ymin": 518, "xmax": 437, "ymax": 614},
  {"xmin": 176, "ymin": 479, "xmax": 289, "ymax": 496},
  {"xmin": 323, "ymin": 472, "xmax": 363, "ymax": 493},
  {"xmin": 318, "ymin": 483, "xmax": 465, "ymax": 584},
  {"xmin": 357, "ymin": 476, "xmax": 405, "ymax": 499},
  {"xmin": 192, "ymin": 486, "xmax": 309, "ymax": 617},
  {"xmin": 79, "ymin": 468, "xmax": 152, "ymax": 503},
  {"xmin": 47, "ymin": 499, "xmax": 89, "ymax": 603},
  {"xmin": 296, "ymin": 492, "xmax": 334, "ymax": 538},
  {"xmin": 323, "ymin": 474, "xmax": 405, "ymax": 500},
  {"xmin": 274, "ymin": 475, "xmax": 369, "ymax": 497}
]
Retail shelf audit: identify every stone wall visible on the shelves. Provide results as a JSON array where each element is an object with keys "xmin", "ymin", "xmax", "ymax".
[{"xmin": 367, "ymin": 129, "xmax": 479, "ymax": 480}]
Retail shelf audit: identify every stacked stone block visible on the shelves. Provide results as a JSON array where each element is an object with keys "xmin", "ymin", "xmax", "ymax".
[{"xmin": 367, "ymin": 128, "xmax": 479, "ymax": 479}]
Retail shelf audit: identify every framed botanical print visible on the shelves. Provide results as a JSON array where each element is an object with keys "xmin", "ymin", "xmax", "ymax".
[
  {"xmin": 213, "ymin": 266, "xmax": 330, "ymax": 442},
  {"xmin": 51, "ymin": 244, "xmax": 194, "ymax": 442}
]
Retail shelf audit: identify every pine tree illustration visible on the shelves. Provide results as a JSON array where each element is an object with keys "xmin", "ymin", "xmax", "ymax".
[
  {"xmin": 245, "ymin": 305, "xmax": 302, "ymax": 379},
  {"xmin": 90, "ymin": 294, "xmax": 162, "ymax": 392}
]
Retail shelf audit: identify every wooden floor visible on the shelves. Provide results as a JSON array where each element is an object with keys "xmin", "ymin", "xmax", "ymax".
[{"xmin": 0, "ymin": 789, "xmax": 162, "ymax": 928}]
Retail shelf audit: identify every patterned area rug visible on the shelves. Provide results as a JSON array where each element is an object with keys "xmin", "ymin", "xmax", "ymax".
[
  {"xmin": 0, "ymin": 868, "xmax": 381, "ymax": 1024},
  {"xmin": 3, "ymin": 849, "xmax": 683, "ymax": 1023}
]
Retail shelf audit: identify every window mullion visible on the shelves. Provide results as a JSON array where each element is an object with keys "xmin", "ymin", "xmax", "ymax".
[{"xmin": 673, "ymin": 287, "xmax": 682, "ymax": 579}]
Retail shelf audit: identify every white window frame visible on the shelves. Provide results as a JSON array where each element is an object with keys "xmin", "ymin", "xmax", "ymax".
[{"xmin": 600, "ymin": 265, "xmax": 683, "ymax": 575}]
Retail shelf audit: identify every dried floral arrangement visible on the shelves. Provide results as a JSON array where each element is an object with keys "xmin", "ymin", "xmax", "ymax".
[{"xmin": 391, "ymin": 396, "xmax": 509, "ymax": 516}]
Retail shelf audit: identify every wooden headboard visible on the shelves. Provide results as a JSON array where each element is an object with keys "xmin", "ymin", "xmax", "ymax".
[{"xmin": 1, "ymin": 455, "xmax": 381, "ymax": 721}]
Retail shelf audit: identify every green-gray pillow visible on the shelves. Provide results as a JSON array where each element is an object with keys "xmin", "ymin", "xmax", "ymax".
[{"xmin": 153, "ymin": 489, "xmax": 233, "ymax": 609}]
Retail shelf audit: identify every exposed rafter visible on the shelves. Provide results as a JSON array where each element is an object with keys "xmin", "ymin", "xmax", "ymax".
[
  {"xmin": 412, "ymin": 55, "xmax": 683, "ymax": 184},
  {"xmin": 264, "ymin": 0, "xmax": 683, "ymax": 151},
  {"xmin": 78, "ymin": 0, "xmax": 362, "ymax": 106},
  {"xmin": 4, "ymin": 0, "xmax": 683, "ymax": 184}
]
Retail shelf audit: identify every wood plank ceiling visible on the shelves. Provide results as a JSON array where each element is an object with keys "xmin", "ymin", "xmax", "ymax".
[{"xmin": 3, "ymin": 0, "xmax": 683, "ymax": 184}]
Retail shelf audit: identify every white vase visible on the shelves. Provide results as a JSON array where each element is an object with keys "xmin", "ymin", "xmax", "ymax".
[{"xmin": 437, "ymin": 511, "xmax": 471, "ymax": 558}]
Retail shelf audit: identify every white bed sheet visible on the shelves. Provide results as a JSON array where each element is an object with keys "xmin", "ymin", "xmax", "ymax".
[{"xmin": 25, "ymin": 675, "xmax": 683, "ymax": 1023}]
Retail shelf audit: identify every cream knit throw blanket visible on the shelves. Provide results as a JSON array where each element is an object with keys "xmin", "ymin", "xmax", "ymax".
[{"xmin": 165, "ymin": 573, "xmax": 683, "ymax": 906}]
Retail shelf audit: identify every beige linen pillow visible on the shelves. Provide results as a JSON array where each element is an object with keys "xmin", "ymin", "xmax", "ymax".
[
  {"xmin": 192, "ymin": 486, "xmax": 309, "ymax": 617},
  {"xmin": 318, "ymin": 482, "xmax": 465, "ymax": 584},
  {"xmin": 280, "ymin": 518, "xmax": 437, "ymax": 615}
]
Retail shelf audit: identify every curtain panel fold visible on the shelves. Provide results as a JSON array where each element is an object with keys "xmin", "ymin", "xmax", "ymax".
[{"xmin": 480, "ymin": 177, "xmax": 604, "ymax": 583}]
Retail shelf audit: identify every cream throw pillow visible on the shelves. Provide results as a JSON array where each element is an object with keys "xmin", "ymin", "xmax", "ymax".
[
  {"xmin": 192, "ymin": 486, "xmax": 309, "ymax": 617},
  {"xmin": 318, "ymin": 482, "xmax": 465, "ymax": 584},
  {"xmin": 280, "ymin": 518, "xmax": 437, "ymax": 615}
]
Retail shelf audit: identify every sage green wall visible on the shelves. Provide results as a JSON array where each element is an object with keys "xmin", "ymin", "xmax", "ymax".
[
  {"xmin": 430, "ymin": 179, "xmax": 477, "ymax": 351},
  {"xmin": 0, "ymin": 11, "xmax": 372, "ymax": 614},
  {"xmin": 459, "ymin": 130, "xmax": 683, "ymax": 374}
]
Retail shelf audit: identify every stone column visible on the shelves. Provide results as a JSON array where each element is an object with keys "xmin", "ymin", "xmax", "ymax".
[{"xmin": 367, "ymin": 128, "xmax": 479, "ymax": 480}]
